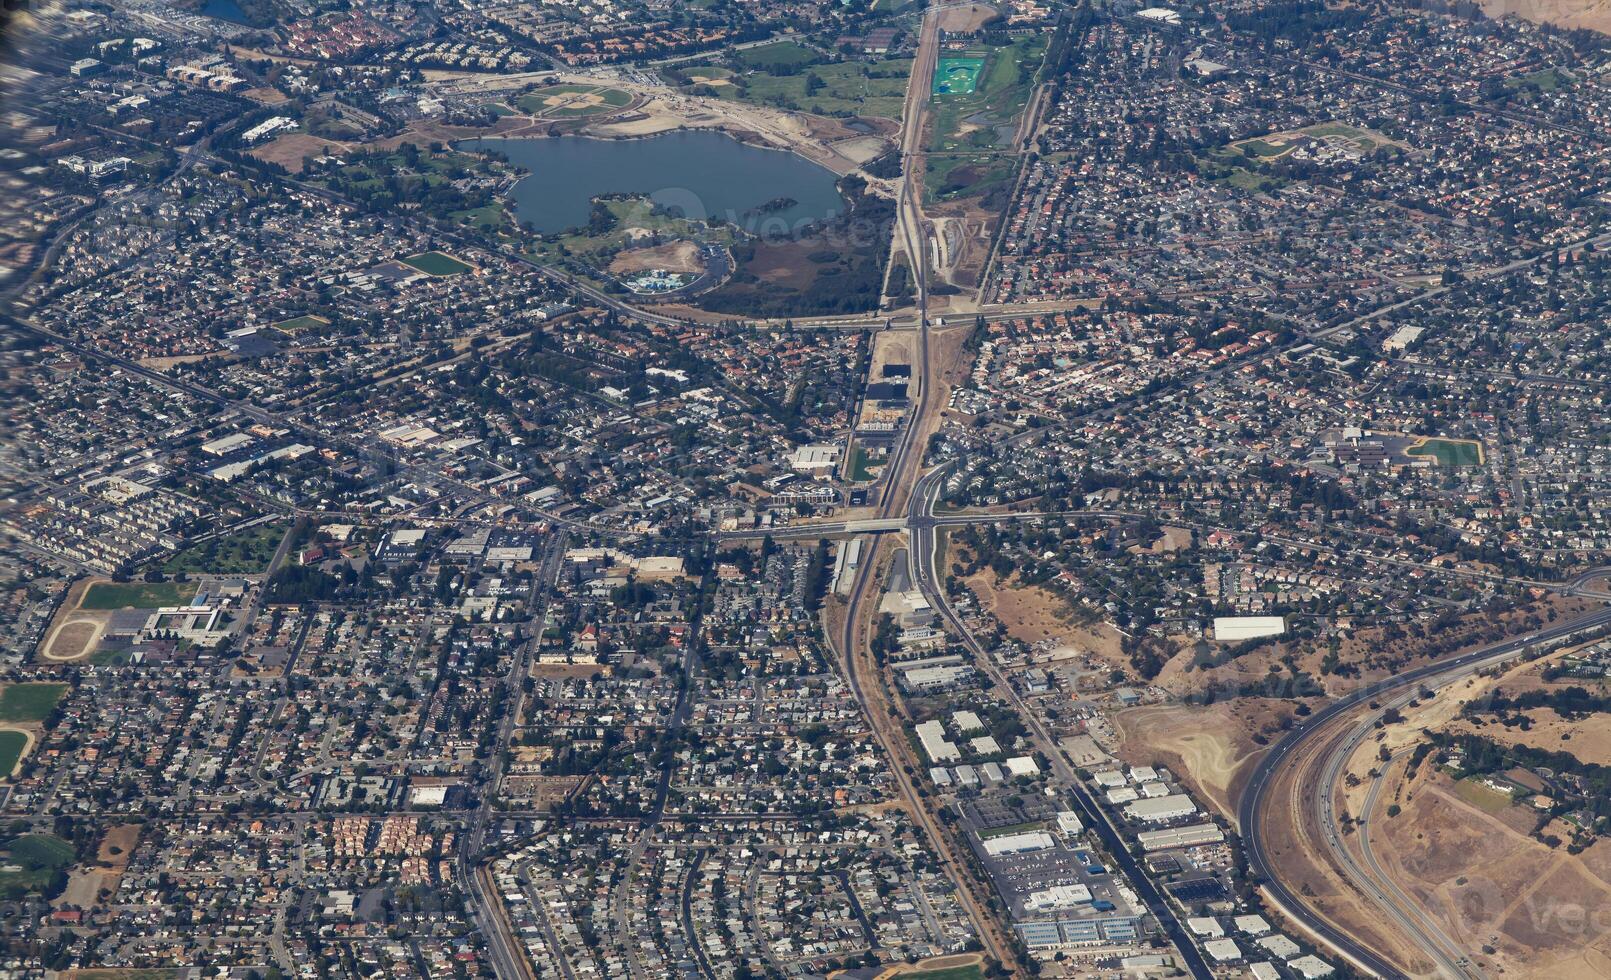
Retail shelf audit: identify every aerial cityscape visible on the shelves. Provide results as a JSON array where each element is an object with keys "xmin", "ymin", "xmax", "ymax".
[{"xmin": 0, "ymin": 0, "xmax": 1608, "ymax": 975}]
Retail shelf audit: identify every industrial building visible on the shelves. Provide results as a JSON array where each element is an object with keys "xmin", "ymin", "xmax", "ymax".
[{"xmin": 1123, "ymin": 794, "xmax": 1199, "ymax": 823}]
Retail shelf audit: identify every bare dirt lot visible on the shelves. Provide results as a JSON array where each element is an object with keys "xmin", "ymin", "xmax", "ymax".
[
  {"xmin": 608, "ymin": 241, "xmax": 705, "ymax": 275},
  {"xmin": 956, "ymin": 565, "xmax": 1126, "ymax": 662},
  {"xmin": 242, "ymin": 86, "xmax": 290, "ymax": 105},
  {"xmin": 251, "ymin": 132, "xmax": 350, "ymax": 172},
  {"xmin": 1481, "ymin": 0, "xmax": 1611, "ymax": 33},
  {"xmin": 43, "ymin": 619, "xmax": 101, "ymax": 662},
  {"xmin": 60, "ymin": 823, "xmax": 140, "ymax": 913},
  {"xmin": 1113, "ymin": 700, "xmax": 1296, "ymax": 819},
  {"xmin": 937, "ymin": 2, "xmax": 998, "ymax": 31},
  {"xmin": 41, "ymin": 578, "xmax": 107, "ymax": 663},
  {"xmin": 1371, "ymin": 768, "xmax": 1611, "ymax": 979},
  {"xmin": 1445, "ymin": 706, "xmax": 1611, "ymax": 766}
]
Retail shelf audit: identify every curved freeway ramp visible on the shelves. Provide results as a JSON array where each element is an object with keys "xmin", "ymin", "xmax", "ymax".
[{"xmin": 1238, "ymin": 604, "xmax": 1611, "ymax": 978}]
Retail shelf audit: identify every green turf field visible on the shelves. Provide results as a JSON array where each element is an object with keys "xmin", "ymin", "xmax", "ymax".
[
  {"xmin": 271, "ymin": 314, "xmax": 330, "ymax": 334},
  {"xmin": 0, "ymin": 684, "xmax": 67, "ymax": 724},
  {"xmin": 1406, "ymin": 437, "xmax": 1483, "ymax": 467},
  {"xmin": 402, "ymin": 251, "xmax": 474, "ymax": 276},
  {"xmin": 0, "ymin": 833, "xmax": 75, "ymax": 897},
  {"xmin": 1507, "ymin": 67, "xmax": 1569, "ymax": 92},
  {"xmin": 79, "ymin": 581, "xmax": 196, "ymax": 610},
  {"xmin": 738, "ymin": 40, "xmax": 819, "ymax": 70},
  {"xmin": 0, "ymin": 730, "xmax": 28, "ymax": 777},
  {"xmin": 691, "ymin": 55, "xmax": 911, "ymax": 119},
  {"xmin": 519, "ymin": 84, "xmax": 633, "ymax": 117},
  {"xmin": 900, "ymin": 966, "xmax": 984, "ymax": 980},
  {"xmin": 933, "ymin": 56, "xmax": 985, "ymax": 95}
]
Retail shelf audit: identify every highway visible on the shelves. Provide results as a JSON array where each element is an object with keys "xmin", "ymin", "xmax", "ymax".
[
  {"xmin": 1312, "ymin": 679, "xmax": 1482, "ymax": 979},
  {"xmin": 904, "ymin": 465, "xmax": 1215, "ymax": 980},
  {"xmin": 825, "ymin": 1, "xmax": 1026, "ymax": 971},
  {"xmin": 461, "ymin": 533, "xmax": 568, "ymax": 980},
  {"xmin": 1237, "ymin": 604, "xmax": 1611, "ymax": 978}
]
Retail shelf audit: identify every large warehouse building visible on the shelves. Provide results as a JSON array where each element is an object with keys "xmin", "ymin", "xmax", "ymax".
[
  {"xmin": 1124, "ymin": 794, "xmax": 1198, "ymax": 823},
  {"xmin": 1213, "ymin": 616, "xmax": 1286, "ymax": 641}
]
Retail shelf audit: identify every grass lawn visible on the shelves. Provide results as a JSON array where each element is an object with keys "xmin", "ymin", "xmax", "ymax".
[
  {"xmin": 1199, "ymin": 148, "xmax": 1288, "ymax": 193},
  {"xmin": 402, "ymin": 251, "xmax": 474, "ymax": 276},
  {"xmin": 88, "ymin": 648, "xmax": 130, "ymax": 667},
  {"xmin": 934, "ymin": 56, "xmax": 985, "ymax": 95},
  {"xmin": 519, "ymin": 85, "xmax": 633, "ymax": 117},
  {"xmin": 1238, "ymin": 139, "xmax": 1286, "ymax": 158},
  {"xmin": 714, "ymin": 57, "xmax": 911, "ymax": 120},
  {"xmin": 1225, "ymin": 167, "xmax": 1284, "ymax": 193},
  {"xmin": 0, "ymin": 731, "xmax": 28, "ymax": 776},
  {"xmin": 271, "ymin": 314, "xmax": 330, "ymax": 334},
  {"xmin": 1452, "ymin": 776, "xmax": 1514, "ymax": 813},
  {"xmin": 1406, "ymin": 437, "xmax": 1483, "ymax": 467},
  {"xmin": 926, "ymin": 152, "xmax": 1017, "ymax": 203},
  {"xmin": 162, "ymin": 523, "xmax": 285, "ymax": 575},
  {"xmin": 0, "ymin": 833, "xmax": 75, "ymax": 897},
  {"xmin": 1507, "ymin": 67, "xmax": 1569, "ymax": 91},
  {"xmin": 928, "ymin": 36, "xmax": 1046, "ymax": 155},
  {"xmin": 80, "ymin": 580, "xmax": 197, "ymax": 610},
  {"xmin": 451, "ymin": 203, "xmax": 509, "ymax": 234},
  {"xmin": 0, "ymin": 684, "xmax": 68, "ymax": 724},
  {"xmin": 901, "ymin": 967, "xmax": 984, "ymax": 980},
  {"xmin": 738, "ymin": 40, "xmax": 820, "ymax": 70}
]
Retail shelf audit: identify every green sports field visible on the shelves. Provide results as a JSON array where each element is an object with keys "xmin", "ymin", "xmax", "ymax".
[
  {"xmin": 933, "ymin": 56, "xmax": 984, "ymax": 95},
  {"xmin": 402, "ymin": 251, "xmax": 474, "ymax": 276},
  {"xmin": 79, "ymin": 580, "xmax": 197, "ymax": 610},
  {"xmin": 0, "ymin": 833, "xmax": 75, "ymax": 898},
  {"xmin": 899, "ymin": 966, "xmax": 984, "ymax": 980},
  {"xmin": 272, "ymin": 314, "xmax": 330, "ymax": 333},
  {"xmin": 0, "ymin": 731, "xmax": 28, "ymax": 777},
  {"xmin": 0, "ymin": 684, "xmax": 67, "ymax": 724},
  {"xmin": 1406, "ymin": 437, "xmax": 1483, "ymax": 467}
]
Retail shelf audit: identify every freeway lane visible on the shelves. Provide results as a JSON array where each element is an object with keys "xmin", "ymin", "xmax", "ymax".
[
  {"xmin": 905, "ymin": 465, "xmax": 1215, "ymax": 980},
  {"xmin": 825, "ymin": 2, "xmax": 1025, "ymax": 970},
  {"xmin": 1238, "ymin": 605, "xmax": 1611, "ymax": 978},
  {"xmin": 462, "ymin": 533, "xmax": 567, "ymax": 980}
]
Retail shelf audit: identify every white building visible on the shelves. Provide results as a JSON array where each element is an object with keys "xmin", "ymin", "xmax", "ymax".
[
  {"xmin": 1289, "ymin": 955, "xmax": 1335, "ymax": 978},
  {"xmin": 1124, "ymin": 794, "xmax": 1198, "ymax": 823},
  {"xmin": 1204, "ymin": 939, "xmax": 1243, "ymax": 963},
  {"xmin": 1024, "ymin": 883, "xmax": 1091, "ymax": 912},
  {"xmin": 1213, "ymin": 616, "xmax": 1286, "ymax": 641},
  {"xmin": 1137, "ymin": 823, "xmax": 1223, "ymax": 851},
  {"xmin": 981, "ymin": 831, "xmax": 1054, "ymax": 856},
  {"xmin": 915, "ymin": 720, "xmax": 960, "ymax": 763}
]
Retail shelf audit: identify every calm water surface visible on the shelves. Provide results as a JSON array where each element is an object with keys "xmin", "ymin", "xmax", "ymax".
[
  {"xmin": 202, "ymin": 0, "xmax": 252, "ymax": 24},
  {"xmin": 456, "ymin": 132, "xmax": 847, "ymax": 236}
]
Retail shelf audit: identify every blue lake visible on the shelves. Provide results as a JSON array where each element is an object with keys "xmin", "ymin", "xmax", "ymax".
[
  {"xmin": 456, "ymin": 132, "xmax": 847, "ymax": 236},
  {"xmin": 202, "ymin": 0, "xmax": 252, "ymax": 24}
]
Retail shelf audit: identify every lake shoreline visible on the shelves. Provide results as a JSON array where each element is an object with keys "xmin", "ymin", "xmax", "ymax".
[{"xmin": 454, "ymin": 131, "xmax": 849, "ymax": 238}]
